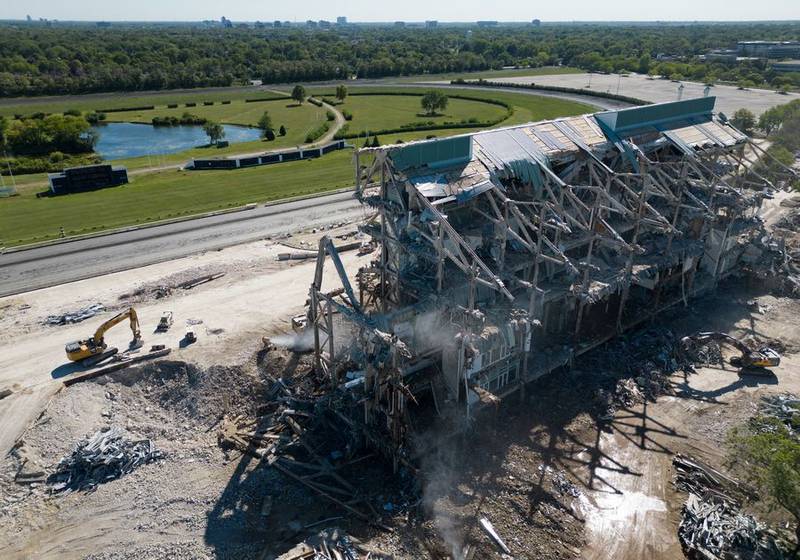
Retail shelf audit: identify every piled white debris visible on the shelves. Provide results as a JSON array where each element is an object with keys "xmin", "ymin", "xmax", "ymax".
[
  {"xmin": 673, "ymin": 454, "xmax": 784, "ymax": 559},
  {"xmin": 49, "ymin": 426, "xmax": 162, "ymax": 493},
  {"xmin": 679, "ymin": 494, "xmax": 784, "ymax": 559},
  {"xmin": 757, "ymin": 393, "xmax": 800, "ymax": 438},
  {"xmin": 44, "ymin": 303, "xmax": 105, "ymax": 325}
]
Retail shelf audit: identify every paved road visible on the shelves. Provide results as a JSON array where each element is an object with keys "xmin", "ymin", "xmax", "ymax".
[
  {"xmin": 492, "ymin": 72, "xmax": 798, "ymax": 116},
  {"xmin": 0, "ymin": 190, "xmax": 364, "ymax": 297},
  {"xmin": 419, "ymin": 82, "xmax": 631, "ymax": 111}
]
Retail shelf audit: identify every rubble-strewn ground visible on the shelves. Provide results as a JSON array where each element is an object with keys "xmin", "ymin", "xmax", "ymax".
[{"xmin": 1, "ymin": 277, "xmax": 799, "ymax": 560}]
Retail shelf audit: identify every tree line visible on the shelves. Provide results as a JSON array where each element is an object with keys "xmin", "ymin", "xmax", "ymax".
[
  {"xmin": 0, "ymin": 23, "xmax": 799, "ymax": 97},
  {"xmin": 0, "ymin": 113, "xmax": 95, "ymax": 155}
]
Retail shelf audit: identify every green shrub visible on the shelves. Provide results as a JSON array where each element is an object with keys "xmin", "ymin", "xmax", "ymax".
[
  {"xmin": 304, "ymin": 121, "xmax": 330, "ymax": 143},
  {"xmin": 98, "ymin": 105, "xmax": 155, "ymax": 113}
]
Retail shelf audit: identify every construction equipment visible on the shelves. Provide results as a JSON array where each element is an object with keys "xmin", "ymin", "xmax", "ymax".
[
  {"xmin": 184, "ymin": 326, "xmax": 197, "ymax": 344},
  {"xmin": 65, "ymin": 307, "xmax": 143, "ymax": 366},
  {"xmin": 156, "ymin": 311, "xmax": 173, "ymax": 332},
  {"xmin": 681, "ymin": 332, "xmax": 781, "ymax": 371}
]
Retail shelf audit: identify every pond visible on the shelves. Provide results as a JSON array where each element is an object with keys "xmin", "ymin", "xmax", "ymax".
[{"xmin": 91, "ymin": 122, "xmax": 262, "ymax": 160}]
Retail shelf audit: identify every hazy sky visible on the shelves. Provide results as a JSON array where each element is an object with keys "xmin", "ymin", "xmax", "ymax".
[{"xmin": 2, "ymin": 0, "xmax": 798, "ymax": 22}]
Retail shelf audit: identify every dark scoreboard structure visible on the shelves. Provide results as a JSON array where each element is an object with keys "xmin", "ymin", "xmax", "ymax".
[{"xmin": 48, "ymin": 164, "xmax": 129, "ymax": 195}]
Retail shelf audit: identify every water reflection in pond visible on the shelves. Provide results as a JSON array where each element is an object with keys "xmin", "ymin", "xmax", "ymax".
[{"xmin": 92, "ymin": 122, "xmax": 261, "ymax": 160}]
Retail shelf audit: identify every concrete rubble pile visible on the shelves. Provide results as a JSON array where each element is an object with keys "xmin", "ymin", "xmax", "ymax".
[
  {"xmin": 277, "ymin": 527, "xmax": 389, "ymax": 560},
  {"xmin": 741, "ymin": 204, "xmax": 800, "ymax": 297},
  {"xmin": 754, "ymin": 393, "xmax": 799, "ymax": 437},
  {"xmin": 217, "ymin": 364, "xmax": 401, "ymax": 529},
  {"xmin": 673, "ymin": 454, "xmax": 783, "ymax": 560},
  {"xmin": 586, "ymin": 327, "xmax": 684, "ymax": 417},
  {"xmin": 679, "ymin": 494, "xmax": 784, "ymax": 560},
  {"xmin": 48, "ymin": 426, "xmax": 162, "ymax": 493},
  {"xmin": 45, "ymin": 302, "xmax": 105, "ymax": 325}
]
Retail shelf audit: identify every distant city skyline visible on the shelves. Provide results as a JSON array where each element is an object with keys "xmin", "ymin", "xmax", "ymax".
[{"xmin": 1, "ymin": 0, "xmax": 798, "ymax": 23}]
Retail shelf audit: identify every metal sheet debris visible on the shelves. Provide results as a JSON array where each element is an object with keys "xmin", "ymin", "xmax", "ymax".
[
  {"xmin": 48, "ymin": 426, "xmax": 162, "ymax": 493},
  {"xmin": 673, "ymin": 454, "xmax": 782, "ymax": 559},
  {"xmin": 45, "ymin": 303, "xmax": 105, "ymax": 325}
]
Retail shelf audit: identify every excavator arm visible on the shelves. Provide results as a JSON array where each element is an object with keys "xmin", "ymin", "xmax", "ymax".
[
  {"xmin": 66, "ymin": 307, "xmax": 143, "ymax": 364},
  {"xmin": 681, "ymin": 332, "xmax": 780, "ymax": 370},
  {"xmin": 93, "ymin": 308, "xmax": 141, "ymax": 348}
]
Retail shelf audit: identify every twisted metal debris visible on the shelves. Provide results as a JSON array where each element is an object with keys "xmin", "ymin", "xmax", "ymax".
[
  {"xmin": 45, "ymin": 303, "xmax": 105, "ymax": 325},
  {"xmin": 756, "ymin": 393, "xmax": 800, "ymax": 438},
  {"xmin": 49, "ymin": 426, "xmax": 162, "ymax": 493},
  {"xmin": 673, "ymin": 454, "xmax": 783, "ymax": 559}
]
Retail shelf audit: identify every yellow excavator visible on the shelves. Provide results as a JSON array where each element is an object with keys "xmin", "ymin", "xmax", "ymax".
[
  {"xmin": 65, "ymin": 307, "xmax": 143, "ymax": 366},
  {"xmin": 681, "ymin": 332, "xmax": 781, "ymax": 373}
]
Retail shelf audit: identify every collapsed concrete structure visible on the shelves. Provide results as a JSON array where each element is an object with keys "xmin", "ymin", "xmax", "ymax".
[{"xmin": 306, "ymin": 97, "xmax": 797, "ymax": 467}]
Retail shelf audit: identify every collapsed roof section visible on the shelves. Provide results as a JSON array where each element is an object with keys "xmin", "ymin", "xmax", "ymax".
[{"xmin": 307, "ymin": 97, "xmax": 796, "ymax": 465}]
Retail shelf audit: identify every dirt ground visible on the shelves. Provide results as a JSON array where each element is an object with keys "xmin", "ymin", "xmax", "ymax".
[
  {"xmin": 1, "ymin": 205, "xmax": 799, "ymax": 559},
  {"xmin": 1, "ymin": 277, "xmax": 797, "ymax": 560},
  {"xmin": 0, "ymin": 222, "xmax": 365, "ymax": 460}
]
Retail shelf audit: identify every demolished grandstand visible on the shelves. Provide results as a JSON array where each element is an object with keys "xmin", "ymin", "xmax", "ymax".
[{"xmin": 305, "ymin": 97, "xmax": 798, "ymax": 467}]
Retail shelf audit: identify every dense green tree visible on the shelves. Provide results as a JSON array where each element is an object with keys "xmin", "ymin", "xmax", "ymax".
[
  {"xmin": 335, "ymin": 84, "xmax": 348, "ymax": 102},
  {"xmin": 202, "ymin": 121, "xmax": 225, "ymax": 145},
  {"xmin": 0, "ymin": 23, "xmax": 797, "ymax": 97},
  {"xmin": 6, "ymin": 114, "xmax": 95, "ymax": 155},
  {"xmin": 257, "ymin": 111, "xmax": 273, "ymax": 138},
  {"xmin": 291, "ymin": 85, "xmax": 306, "ymax": 104},
  {"xmin": 759, "ymin": 106, "xmax": 785, "ymax": 135},
  {"xmin": 730, "ymin": 418, "xmax": 800, "ymax": 557},
  {"xmin": 279, "ymin": 125, "xmax": 287, "ymax": 136},
  {"xmin": 421, "ymin": 90, "xmax": 449, "ymax": 115},
  {"xmin": 731, "ymin": 108, "xmax": 756, "ymax": 134}
]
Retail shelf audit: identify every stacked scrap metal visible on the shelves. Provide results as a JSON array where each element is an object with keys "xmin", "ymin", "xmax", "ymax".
[
  {"xmin": 756, "ymin": 393, "xmax": 800, "ymax": 437},
  {"xmin": 48, "ymin": 426, "xmax": 162, "ymax": 493},
  {"xmin": 45, "ymin": 303, "xmax": 105, "ymax": 325},
  {"xmin": 679, "ymin": 494, "xmax": 783, "ymax": 559},
  {"xmin": 673, "ymin": 454, "xmax": 783, "ymax": 559},
  {"xmin": 277, "ymin": 528, "xmax": 370, "ymax": 560}
]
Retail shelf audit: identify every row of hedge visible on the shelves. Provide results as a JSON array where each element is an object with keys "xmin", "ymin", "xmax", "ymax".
[
  {"xmin": 305, "ymin": 121, "xmax": 330, "ymax": 143},
  {"xmin": 151, "ymin": 113, "xmax": 207, "ymax": 127},
  {"xmin": 98, "ymin": 105, "xmax": 155, "ymax": 113},
  {"xmin": 451, "ymin": 79, "xmax": 650, "ymax": 106},
  {"xmin": 0, "ymin": 152, "xmax": 101, "ymax": 176},
  {"xmin": 93, "ymin": 96, "xmax": 287, "ymax": 114},
  {"xmin": 244, "ymin": 95, "xmax": 291, "ymax": 103},
  {"xmin": 307, "ymin": 97, "xmax": 324, "ymax": 107}
]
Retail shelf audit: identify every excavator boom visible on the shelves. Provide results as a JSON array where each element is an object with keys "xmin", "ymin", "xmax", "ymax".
[
  {"xmin": 65, "ymin": 307, "xmax": 143, "ymax": 364},
  {"xmin": 93, "ymin": 308, "xmax": 141, "ymax": 348},
  {"xmin": 681, "ymin": 331, "xmax": 780, "ymax": 371}
]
